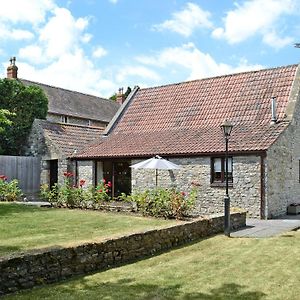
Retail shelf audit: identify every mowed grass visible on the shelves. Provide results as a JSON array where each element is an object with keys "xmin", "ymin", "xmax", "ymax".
[
  {"xmin": 0, "ymin": 203, "xmax": 178, "ymax": 257},
  {"xmin": 5, "ymin": 229, "xmax": 300, "ymax": 300}
]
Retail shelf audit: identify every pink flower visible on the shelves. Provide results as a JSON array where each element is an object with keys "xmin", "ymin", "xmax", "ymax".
[
  {"xmin": 106, "ymin": 189, "xmax": 109, "ymax": 193},
  {"xmin": 102, "ymin": 178, "xmax": 106, "ymax": 184},
  {"xmin": 107, "ymin": 181, "xmax": 112, "ymax": 187},
  {"xmin": 181, "ymin": 191, "xmax": 186, "ymax": 196}
]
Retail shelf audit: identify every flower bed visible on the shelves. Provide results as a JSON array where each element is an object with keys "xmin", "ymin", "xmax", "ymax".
[{"xmin": 41, "ymin": 173, "xmax": 197, "ymax": 220}]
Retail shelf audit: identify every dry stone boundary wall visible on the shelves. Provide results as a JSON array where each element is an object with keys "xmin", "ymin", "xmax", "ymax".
[{"xmin": 0, "ymin": 212, "xmax": 245, "ymax": 295}]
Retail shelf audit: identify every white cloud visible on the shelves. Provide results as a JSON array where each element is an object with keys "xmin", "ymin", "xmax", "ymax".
[
  {"xmin": 136, "ymin": 43, "xmax": 263, "ymax": 81},
  {"xmin": 153, "ymin": 2, "xmax": 212, "ymax": 37},
  {"xmin": 115, "ymin": 66, "xmax": 161, "ymax": 83},
  {"xmin": 38, "ymin": 7, "xmax": 90, "ymax": 59},
  {"xmin": 10, "ymin": 4, "xmax": 117, "ymax": 97},
  {"xmin": 17, "ymin": 50, "xmax": 117, "ymax": 97},
  {"xmin": 0, "ymin": 0, "xmax": 55, "ymax": 25},
  {"xmin": 0, "ymin": 25, "xmax": 34, "ymax": 41},
  {"xmin": 18, "ymin": 45, "xmax": 51, "ymax": 64},
  {"xmin": 262, "ymin": 31, "xmax": 293, "ymax": 49},
  {"xmin": 109, "ymin": 0, "xmax": 118, "ymax": 4},
  {"xmin": 212, "ymin": 0, "xmax": 296, "ymax": 48},
  {"xmin": 92, "ymin": 46, "xmax": 108, "ymax": 58}
]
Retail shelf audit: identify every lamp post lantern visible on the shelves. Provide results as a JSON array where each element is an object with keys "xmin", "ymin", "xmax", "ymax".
[{"xmin": 221, "ymin": 119, "xmax": 234, "ymax": 237}]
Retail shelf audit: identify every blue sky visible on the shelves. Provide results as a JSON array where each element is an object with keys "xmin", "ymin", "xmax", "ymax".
[{"xmin": 1, "ymin": 0, "xmax": 300, "ymax": 97}]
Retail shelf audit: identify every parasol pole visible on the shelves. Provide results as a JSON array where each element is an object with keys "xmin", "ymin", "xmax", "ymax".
[{"xmin": 155, "ymin": 169, "xmax": 158, "ymax": 187}]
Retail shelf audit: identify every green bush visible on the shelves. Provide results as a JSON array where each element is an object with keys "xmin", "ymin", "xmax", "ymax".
[
  {"xmin": 94, "ymin": 179, "xmax": 112, "ymax": 202},
  {"xmin": 41, "ymin": 175, "xmax": 112, "ymax": 207},
  {"xmin": 123, "ymin": 188, "xmax": 197, "ymax": 219},
  {"xmin": 0, "ymin": 175, "xmax": 23, "ymax": 201}
]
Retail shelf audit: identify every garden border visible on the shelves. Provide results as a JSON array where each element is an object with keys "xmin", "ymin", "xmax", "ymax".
[{"xmin": 0, "ymin": 211, "xmax": 246, "ymax": 295}]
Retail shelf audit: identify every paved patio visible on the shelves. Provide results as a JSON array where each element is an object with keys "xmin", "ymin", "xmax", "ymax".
[{"xmin": 232, "ymin": 214, "xmax": 300, "ymax": 238}]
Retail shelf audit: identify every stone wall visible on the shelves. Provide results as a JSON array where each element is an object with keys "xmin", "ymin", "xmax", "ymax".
[
  {"xmin": 132, "ymin": 156, "xmax": 261, "ymax": 217},
  {"xmin": 266, "ymin": 68, "xmax": 300, "ymax": 217},
  {"xmin": 77, "ymin": 160, "xmax": 94, "ymax": 187},
  {"xmin": 0, "ymin": 212, "xmax": 245, "ymax": 295},
  {"xmin": 24, "ymin": 119, "xmax": 70, "ymax": 187}
]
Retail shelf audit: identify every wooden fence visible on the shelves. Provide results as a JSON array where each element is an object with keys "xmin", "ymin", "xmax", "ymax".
[{"xmin": 0, "ymin": 155, "xmax": 40, "ymax": 194}]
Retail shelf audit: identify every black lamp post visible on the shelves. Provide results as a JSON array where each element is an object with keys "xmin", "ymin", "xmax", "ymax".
[{"xmin": 221, "ymin": 119, "xmax": 234, "ymax": 237}]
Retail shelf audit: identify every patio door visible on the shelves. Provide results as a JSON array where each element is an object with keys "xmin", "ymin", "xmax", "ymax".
[
  {"xmin": 113, "ymin": 161, "xmax": 131, "ymax": 197},
  {"xmin": 97, "ymin": 160, "xmax": 131, "ymax": 198}
]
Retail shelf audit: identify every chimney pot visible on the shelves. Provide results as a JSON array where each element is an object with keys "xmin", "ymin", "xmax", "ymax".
[
  {"xmin": 7, "ymin": 57, "xmax": 18, "ymax": 79},
  {"xmin": 116, "ymin": 87, "xmax": 125, "ymax": 105}
]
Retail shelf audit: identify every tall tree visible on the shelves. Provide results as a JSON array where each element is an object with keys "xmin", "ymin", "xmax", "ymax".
[{"xmin": 0, "ymin": 79, "xmax": 48, "ymax": 155}]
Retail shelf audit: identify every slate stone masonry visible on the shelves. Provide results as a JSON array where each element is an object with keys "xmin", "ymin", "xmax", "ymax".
[{"xmin": 0, "ymin": 212, "xmax": 245, "ymax": 295}]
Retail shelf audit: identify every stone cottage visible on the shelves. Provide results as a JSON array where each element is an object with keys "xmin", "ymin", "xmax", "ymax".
[
  {"xmin": 73, "ymin": 64, "xmax": 300, "ymax": 219},
  {"xmin": 6, "ymin": 57, "xmax": 120, "ymax": 187}
]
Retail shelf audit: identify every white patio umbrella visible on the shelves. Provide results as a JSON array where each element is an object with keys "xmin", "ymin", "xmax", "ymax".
[{"xmin": 130, "ymin": 155, "xmax": 181, "ymax": 186}]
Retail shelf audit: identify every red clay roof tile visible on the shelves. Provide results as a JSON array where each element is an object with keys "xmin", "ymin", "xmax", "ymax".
[{"xmin": 76, "ymin": 64, "xmax": 298, "ymax": 158}]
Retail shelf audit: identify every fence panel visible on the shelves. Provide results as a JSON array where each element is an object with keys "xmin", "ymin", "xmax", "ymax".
[{"xmin": 0, "ymin": 155, "xmax": 41, "ymax": 194}]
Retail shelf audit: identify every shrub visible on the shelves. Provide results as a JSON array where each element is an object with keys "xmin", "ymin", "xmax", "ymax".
[
  {"xmin": 0, "ymin": 175, "xmax": 23, "ymax": 201},
  {"xmin": 94, "ymin": 179, "xmax": 112, "ymax": 202},
  {"xmin": 123, "ymin": 188, "xmax": 197, "ymax": 219},
  {"xmin": 40, "ymin": 175, "xmax": 112, "ymax": 207}
]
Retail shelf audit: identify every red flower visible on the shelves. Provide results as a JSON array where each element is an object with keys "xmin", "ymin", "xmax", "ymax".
[
  {"xmin": 0, "ymin": 175, "xmax": 7, "ymax": 181},
  {"xmin": 79, "ymin": 179, "xmax": 86, "ymax": 187},
  {"xmin": 181, "ymin": 191, "xmax": 186, "ymax": 196},
  {"xmin": 107, "ymin": 181, "xmax": 112, "ymax": 187},
  {"xmin": 64, "ymin": 172, "xmax": 74, "ymax": 177},
  {"xmin": 99, "ymin": 189, "xmax": 103, "ymax": 193}
]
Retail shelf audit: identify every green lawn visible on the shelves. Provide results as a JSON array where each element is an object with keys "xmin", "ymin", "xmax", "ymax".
[
  {"xmin": 0, "ymin": 203, "xmax": 177, "ymax": 257},
  {"xmin": 5, "ymin": 227, "xmax": 300, "ymax": 299}
]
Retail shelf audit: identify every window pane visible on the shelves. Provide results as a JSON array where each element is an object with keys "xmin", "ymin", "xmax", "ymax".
[
  {"xmin": 214, "ymin": 158, "xmax": 221, "ymax": 172},
  {"xmin": 228, "ymin": 157, "xmax": 232, "ymax": 173}
]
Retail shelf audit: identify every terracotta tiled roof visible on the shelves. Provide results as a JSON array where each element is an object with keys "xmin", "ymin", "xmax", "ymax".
[
  {"xmin": 76, "ymin": 64, "xmax": 298, "ymax": 158},
  {"xmin": 21, "ymin": 79, "xmax": 120, "ymax": 123},
  {"xmin": 37, "ymin": 120, "xmax": 104, "ymax": 156}
]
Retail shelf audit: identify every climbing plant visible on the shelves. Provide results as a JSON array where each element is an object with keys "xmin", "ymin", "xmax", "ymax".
[{"xmin": 0, "ymin": 79, "xmax": 48, "ymax": 155}]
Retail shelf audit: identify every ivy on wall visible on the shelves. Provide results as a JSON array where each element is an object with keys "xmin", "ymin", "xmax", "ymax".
[{"xmin": 0, "ymin": 79, "xmax": 48, "ymax": 155}]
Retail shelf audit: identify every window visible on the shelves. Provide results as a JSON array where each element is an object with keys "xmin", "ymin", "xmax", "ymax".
[
  {"xmin": 61, "ymin": 115, "xmax": 69, "ymax": 123},
  {"xmin": 211, "ymin": 157, "xmax": 233, "ymax": 184}
]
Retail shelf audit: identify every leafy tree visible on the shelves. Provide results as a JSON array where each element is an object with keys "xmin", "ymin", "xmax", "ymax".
[
  {"xmin": 0, "ymin": 79, "xmax": 48, "ymax": 155},
  {"xmin": 0, "ymin": 109, "xmax": 13, "ymax": 133}
]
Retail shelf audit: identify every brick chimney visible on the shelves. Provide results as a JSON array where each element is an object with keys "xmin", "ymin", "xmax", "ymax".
[
  {"xmin": 116, "ymin": 87, "xmax": 125, "ymax": 105},
  {"xmin": 7, "ymin": 57, "xmax": 18, "ymax": 79}
]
